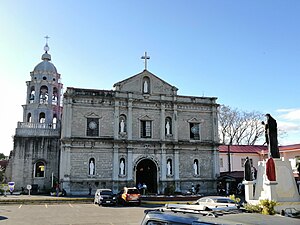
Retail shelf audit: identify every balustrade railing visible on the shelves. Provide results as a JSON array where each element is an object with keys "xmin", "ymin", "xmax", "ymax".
[{"xmin": 16, "ymin": 122, "xmax": 60, "ymax": 137}]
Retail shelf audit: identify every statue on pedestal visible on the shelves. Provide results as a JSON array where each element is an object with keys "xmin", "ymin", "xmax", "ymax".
[
  {"xmin": 244, "ymin": 157, "xmax": 253, "ymax": 181},
  {"xmin": 143, "ymin": 80, "xmax": 148, "ymax": 93},
  {"xmin": 193, "ymin": 161, "xmax": 198, "ymax": 175},
  {"xmin": 120, "ymin": 119, "xmax": 125, "ymax": 133},
  {"xmin": 262, "ymin": 114, "xmax": 280, "ymax": 158},
  {"xmin": 166, "ymin": 121, "xmax": 170, "ymax": 135},
  {"xmin": 120, "ymin": 159, "xmax": 125, "ymax": 175},
  {"xmin": 89, "ymin": 160, "xmax": 95, "ymax": 175},
  {"xmin": 167, "ymin": 160, "xmax": 172, "ymax": 175}
]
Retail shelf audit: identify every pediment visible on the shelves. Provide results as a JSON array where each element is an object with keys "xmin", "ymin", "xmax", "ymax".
[
  {"xmin": 139, "ymin": 115, "xmax": 153, "ymax": 121},
  {"xmin": 187, "ymin": 117, "xmax": 203, "ymax": 123},
  {"xmin": 84, "ymin": 112, "xmax": 101, "ymax": 118},
  {"xmin": 113, "ymin": 70, "xmax": 178, "ymax": 96}
]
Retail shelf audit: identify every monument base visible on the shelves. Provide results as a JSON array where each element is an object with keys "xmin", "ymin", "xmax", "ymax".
[
  {"xmin": 243, "ymin": 180, "xmax": 255, "ymax": 202},
  {"xmin": 253, "ymin": 158, "xmax": 300, "ymax": 202}
]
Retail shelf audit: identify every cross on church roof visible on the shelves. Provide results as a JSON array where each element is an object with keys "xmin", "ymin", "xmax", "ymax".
[{"xmin": 141, "ymin": 52, "xmax": 150, "ymax": 70}]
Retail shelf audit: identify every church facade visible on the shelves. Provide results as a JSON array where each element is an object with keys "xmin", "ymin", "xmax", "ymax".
[{"xmin": 6, "ymin": 44, "xmax": 220, "ymax": 195}]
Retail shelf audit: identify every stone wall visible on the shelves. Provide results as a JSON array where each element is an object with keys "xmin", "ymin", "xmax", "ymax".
[{"xmin": 8, "ymin": 136, "xmax": 60, "ymax": 192}]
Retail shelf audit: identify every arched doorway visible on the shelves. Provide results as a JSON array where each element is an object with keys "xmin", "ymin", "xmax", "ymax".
[{"xmin": 136, "ymin": 158, "xmax": 157, "ymax": 194}]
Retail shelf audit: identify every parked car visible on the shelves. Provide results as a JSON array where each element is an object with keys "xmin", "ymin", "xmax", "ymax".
[
  {"xmin": 141, "ymin": 208, "xmax": 212, "ymax": 225},
  {"xmin": 192, "ymin": 196, "xmax": 239, "ymax": 211},
  {"xmin": 141, "ymin": 207, "xmax": 300, "ymax": 225},
  {"xmin": 283, "ymin": 208, "xmax": 300, "ymax": 218},
  {"xmin": 117, "ymin": 187, "xmax": 141, "ymax": 206},
  {"xmin": 94, "ymin": 189, "xmax": 117, "ymax": 206}
]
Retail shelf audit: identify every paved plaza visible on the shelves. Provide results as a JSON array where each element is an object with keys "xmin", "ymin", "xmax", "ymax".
[{"xmin": 0, "ymin": 203, "xmax": 156, "ymax": 225}]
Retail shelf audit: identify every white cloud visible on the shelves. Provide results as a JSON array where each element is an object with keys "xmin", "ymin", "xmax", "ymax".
[
  {"xmin": 277, "ymin": 121, "xmax": 300, "ymax": 132},
  {"xmin": 275, "ymin": 108, "xmax": 300, "ymax": 145},
  {"xmin": 276, "ymin": 108, "xmax": 300, "ymax": 121}
]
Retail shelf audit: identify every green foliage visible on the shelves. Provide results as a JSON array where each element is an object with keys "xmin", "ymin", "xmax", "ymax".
[
  {"xmin": 260, "ymin": 199, "xmax": 278, "ymax": 215},
  {"xmin": 244, "ymin": 203, "xmax": 262, "ymax": 213},
  {"xmin": 0, "ymin": 153, "xmax": 5, "ymax": 160},
  {"xmin": 228, "ymin": 194, "xmax": 241, "ymax": 203},
  {"xmin": 244, "ymin": 199, "xmax": 278, "ymax": 215},
  {"xmin": 0, "ymin": 184, "xmax": 8, "ymax": 195}
]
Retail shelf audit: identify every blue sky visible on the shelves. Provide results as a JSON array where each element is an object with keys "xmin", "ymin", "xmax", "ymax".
[{"xmin": 1, "ymin": 0, "xmax": 299, "ymax": 156}]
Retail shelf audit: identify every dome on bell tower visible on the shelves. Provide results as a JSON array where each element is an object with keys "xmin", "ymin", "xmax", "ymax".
[{"xmin": 33, "ymin": 42, "xmax": 57, "ymax": 74}]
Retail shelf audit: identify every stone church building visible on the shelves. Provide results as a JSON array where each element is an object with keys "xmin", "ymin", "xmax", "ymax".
[{"xmin": 6, "ymin": 44, "xmax": 220, "ymax": 195}]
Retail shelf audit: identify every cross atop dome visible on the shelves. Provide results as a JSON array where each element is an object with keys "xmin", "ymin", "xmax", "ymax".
[
  {"xmin": 42, "ymin": 35, "xmax": 51, "ymax": 61},
  {"xmin": 44, "ymin": 35, "xmax": 50, "ymax": 53}
]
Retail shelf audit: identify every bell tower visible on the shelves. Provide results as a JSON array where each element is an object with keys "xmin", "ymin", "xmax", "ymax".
[
  {"xmin": 6, "ymin": 38, "xmax": 63, "ymax": 192},
  {"xmin": 22, "ymin": 38, "xmax": 63, "ymax": 127}
]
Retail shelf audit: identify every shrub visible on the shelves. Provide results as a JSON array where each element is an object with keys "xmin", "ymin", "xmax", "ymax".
[
  {"xmin": 260, "ymin": 199, "xmax": 278, "ymax": 215},
  {"xmin": 244, "ymin": 199, "xmax": 278, "ymax": 215},
  {"xmin": 244, "ymin": 203, "xmax": 262, "ymax": 213},
  {"xmin": 228, "ymin": 194, "xmax": 241, "ymax": 204}
]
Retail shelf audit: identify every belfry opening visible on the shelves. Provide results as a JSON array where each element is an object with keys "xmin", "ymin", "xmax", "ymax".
[{"xmin": 136, "ymin": 158, "xmax": 157, "ymax": 194}]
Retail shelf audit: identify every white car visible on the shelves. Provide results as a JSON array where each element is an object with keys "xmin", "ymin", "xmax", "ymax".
[{"xmin": 193, "ymin": 196, "xmax": 239, "ymax": 211}]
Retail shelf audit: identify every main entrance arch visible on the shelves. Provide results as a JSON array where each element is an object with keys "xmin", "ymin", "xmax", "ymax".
[{"xmin": 136, "ymin": 158, "xmax": 157, "ymax": 194}]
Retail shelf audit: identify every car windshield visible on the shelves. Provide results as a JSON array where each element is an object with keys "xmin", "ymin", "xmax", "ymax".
[
  {"xmin": 100, "ymin": 191, "xmax": 113, "ymax": 195},
  {"xmin": 127, "ymin": 189, "xmax": 139, "ymax": 194}
]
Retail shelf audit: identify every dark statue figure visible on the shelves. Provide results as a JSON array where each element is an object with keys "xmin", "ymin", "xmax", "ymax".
[
  {"xmin": 244, "ymin": 157, "xmax": 252, "ymax": 181},
  {"xmin": 262, "ymin": 114, "xmax": 280, "ymax": 158}
]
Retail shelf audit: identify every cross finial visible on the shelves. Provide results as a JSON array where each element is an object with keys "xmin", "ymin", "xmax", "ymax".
[
  {"xmin": 141, "ymin": 52, "xmax": 150, "ymax": 70},
  {"xmin": 44, "ymin": 35, "xmax": 50, "ymax": 53},
  {"xmin": 44, "ymin": 35, "xmax": 50, "ymax": 44}
]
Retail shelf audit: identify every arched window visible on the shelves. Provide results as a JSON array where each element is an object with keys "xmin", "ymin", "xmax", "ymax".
[
  {"xmin": 27, "ymin": 113, "xmax": 32, "ymax": 123},
  {"xmin": 165, "ymin": 117, "xmax": 172, "ymax": 135},
  {"xmin": 52, "ymin": 114, "xmax": 57, "ymax": 129},
  {"xmin": 119, "ymin": 115, "xmax": 127, "ymax": 133},
  {"xmin": 89, "ymin": 158, "xmax": 95, "ymax": 175},
  {"xmin": 39, "ymin": 112, "xmax": 46, "ymax": 123},
  {"xmin": 167, "ymin": 159, "xmax": 172, "ymax": 176},
  {"xmin": 142, "ymin": 77, "xmax": 150, "ymax": 94},
  {"xmin": 29, "ymin": 87, "xmax": 35, "ymax": 103},
  {"xmin": 52, "ymin": 87, "xmax": 58, "ymax": 105},
  {"xmin": 39, "ymin": 85, "xmax": 48, "ymax": 104},
  {"xmin": 35, "ymin": 161, "xmax": 45, "ymax": 177},
  {"xmin": 119, "ymin": 158, "xmax": 126, "ymax": 175},
  {"xmin": 193, "ymin": 159, "xmax": 199, "ymax": 175}
]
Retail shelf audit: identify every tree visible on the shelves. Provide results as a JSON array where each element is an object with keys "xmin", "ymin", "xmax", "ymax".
[
  {"xmin": 218, "ymin": 105, "xmax": 265, "ymax": 145},
  {"xmin": 0, "ymin": 153, "xmax": 5, "ymax": 160}
]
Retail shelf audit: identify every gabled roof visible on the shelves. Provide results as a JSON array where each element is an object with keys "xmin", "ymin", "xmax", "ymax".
[
  {"xmin": 219, "ymin": 145, "xmax": 267, "ymax": 154},
  {"xmin": 113, "ymin": 69, "xmax": 178, "ymax": 95}
]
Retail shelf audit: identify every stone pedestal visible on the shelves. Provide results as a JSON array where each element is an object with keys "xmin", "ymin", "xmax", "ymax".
[
  {"xmin": 262, "ymin": 180, "xmax": 278, "ymax": 201},
  {"xmin": 254, "ymin": 158, "xmax": 300, "ymax": 202},
  {"xmin": 243, "ymin": 180, "xmax": 255, "ymax": 202}
]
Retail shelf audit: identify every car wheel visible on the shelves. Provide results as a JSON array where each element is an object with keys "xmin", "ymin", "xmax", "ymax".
[
  {"xmin": 118, "ymin": 199, "xmax": 126, "ymax": 206},
  {"xmin": 204, "ymin": 206, "xmax": 210, "ymax": 211}
]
